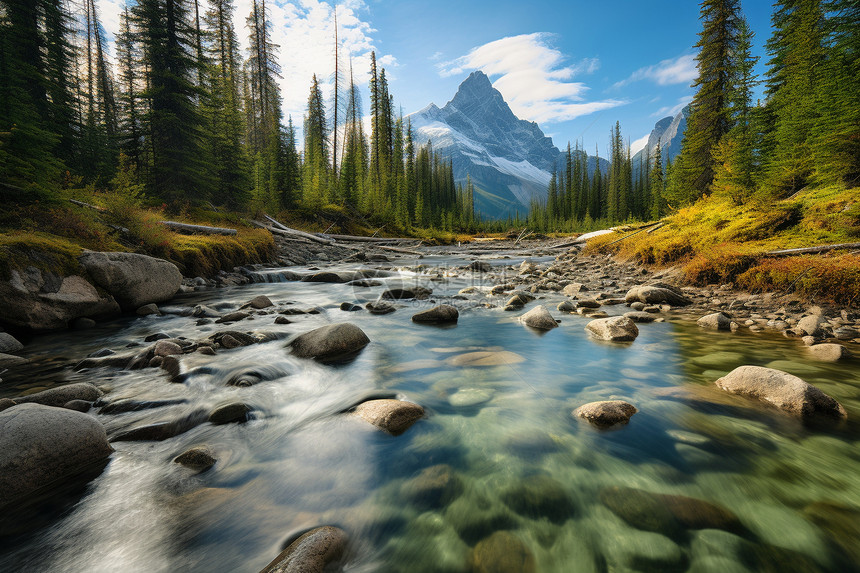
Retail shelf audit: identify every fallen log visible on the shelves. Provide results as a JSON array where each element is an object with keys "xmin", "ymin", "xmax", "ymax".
[
  {"xmin": 160, "ymin": 221, "xmax": 237, "ymax": 235},
  {"xmin": 319, "ymin": 233, "xmax": 415, "ymax": 244},
  {"xmin": 69, "ymin": 199, "xmax": 107, "ymax": 212},
  {"xmin": 763, "ymin": 242, "xmax": 860, "ymax": 256},
  {"xmin": 375, "ymin": 244, "xmax": 423, "ymax": 256},
  {"xmin": 263, "ymin": 214, "xmax": 334, "ymax": 245}
]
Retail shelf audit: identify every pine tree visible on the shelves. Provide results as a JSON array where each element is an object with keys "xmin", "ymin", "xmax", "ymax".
[
  {"xmin": 672, "ymin": 0, "xmax": 742, "ymax": 204},
  {"xmin": 650, "ymin": 143, "xmax": 664, "ymax": 219},
  {"xmin": 116, "ymin": 7, "xmax": 142, "ymax": 172},
  {"xmin": 135, "ymin": 0, "xmax": 212, "ymax": 205},
  {"xmin": 303, "ymin": 74, "xmax": 329, "ymax": 207}
]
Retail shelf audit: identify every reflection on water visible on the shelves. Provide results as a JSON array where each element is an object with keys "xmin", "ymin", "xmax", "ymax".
[{"xmin": 2, "ymin": 255, "xmax": 859, "ymax": 572}]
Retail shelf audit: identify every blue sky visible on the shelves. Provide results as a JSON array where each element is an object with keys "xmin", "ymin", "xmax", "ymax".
[{"xmin": 96, "ymin": 0, "xmax": 775, "ymax": 157}]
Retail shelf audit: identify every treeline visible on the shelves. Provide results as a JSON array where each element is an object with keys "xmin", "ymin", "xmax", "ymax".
[
  {"xmin": 528, "ymin": 131, "xmax": 667, "ymax": 232},
  {"xmin": 532, "ymin": 0, "xmax": 858, "ymax": 232},
  {"xmin": 0, "ymin": 0, "xmax": 475, "ymax": 231}
]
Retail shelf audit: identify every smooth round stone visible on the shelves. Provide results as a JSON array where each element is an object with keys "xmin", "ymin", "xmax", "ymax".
[
  {"xmin": 667, "ymin": 429, "xmax": 712, "ymax": 446},
  {"xmin": 448, "ymin": 388, "xmax": 493, "ymax": 407},
  {"xmin": 764, "ymin": 360, "xmax": 822, "ymax": 376},
  {"xmin": 470, "ymin": 531, "xmax": 535, "ymax": 573},
  {"xmin": 690, "ymin": 528, "xmax": 750, "ymax": 560},
  {"xmin": 740, "ymin": 503, "xmax": 829, "ymax": 561},
  {"xmin": 602, "ymin": 529, "xmax": 684, "ymax": 570}
]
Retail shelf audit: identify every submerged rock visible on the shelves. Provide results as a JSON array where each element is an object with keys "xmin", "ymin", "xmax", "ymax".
[
  {"xmin": 382, "ymin": 286, "xmax": 433, "ymax": 300},
  {"xmin": 504, "ymin": 293, "xmax": 535, "ymax": 308},
  {"xmin": 624, "ymin": 311, "xmax": 657, "ymax": 323},
  {"xmin": 501, "ymin": 475, "xmax": 575, "ymax": 523},
  {"xmin": 446, "ymin": 350, "xmax": 525, "ymax": 367},
  {"xmin": 366, "ymin": 301, "xmax": 396, "ymax": 315},
  {"xmin": 470, "ymin": 531, "xmax": 536, "ymax": 573},
  {"xmin": 242, "ymin": 295, "xmax": 274, "ymax": 310},
  {"xmin": 208, "ymin": 402, "xmax": 252, "ymax": 425},
  {"xmin": 600, "ymin": 486, "xmax": 744, "ymax": 538},
  {"xmin": 353, "ymin": 399, "xmax": 424, "ymax": 435},
  {"xmin": 14, "ymin": 383, "xmax": 103, "ymax": 408},
  {"xmin": 259, "ymin": 526, "xmax": 348, "ymax": 573},
  {"xmin": 0, "ymin": 403, "xmax": 113, "ymax": 509},
  {"xmin": 519, "ymin": 305, "xmax": 558, "ymax": 330},
  {"xmin": 111, "ymin": 409, "xmax": 208, "ymax": 442},
  {"xmin": 715, "ymin": 365, "xmax": 846, "ymax": 421},
  {"xmin": 412, "ymin": 304, "xmax": 459, "ymax": 324},
  {"xmin": 289, "ymin": 323, "xmax": 370, "ymax": 362},
  {"xmin": 400, "ymin": 464, "xmax": 463, "ymax": 509},
  {"xmin": 174, "ymin": 446, "xmax": 217, "ymax": 472},
  {"xmin": 573, "ymin": 400, "xmax": 637, "ymax": 428},
  {"xmin": 585, "ymin": 316, "xmax": 639, "ymax": 341}
]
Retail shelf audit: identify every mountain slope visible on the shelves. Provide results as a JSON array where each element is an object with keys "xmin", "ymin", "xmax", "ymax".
[
  {"xmin": 408, "ymin": 71, "xmax": 605, "ymax": 219},
  {"xmin": 632, "ymin": 105, "xmax": 690, "ymax": 173}
]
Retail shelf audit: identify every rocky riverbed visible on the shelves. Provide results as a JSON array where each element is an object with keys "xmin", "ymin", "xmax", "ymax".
[{"xmin": 0, "ymin": 236, "xmax": 858, "ymax": 572}]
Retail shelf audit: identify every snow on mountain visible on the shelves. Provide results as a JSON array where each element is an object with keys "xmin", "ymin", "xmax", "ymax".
[{"xmin": 408, "ymin": 71, "xmax": 602, "ymax": 219}]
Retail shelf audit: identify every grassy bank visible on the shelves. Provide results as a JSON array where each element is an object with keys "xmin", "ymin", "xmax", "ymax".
[
  {"xmin": 0, "ymin": 191, "xmax": 276, "ymax": 279},
  {"xmin": 584, "ymin": 185, "xmax": 860, "ymax": 304}
]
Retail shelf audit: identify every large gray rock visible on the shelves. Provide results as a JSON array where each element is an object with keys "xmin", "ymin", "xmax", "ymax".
[
  {"xmin": 697, "ymin": 312, "xmax": 733, "ymax": 331},
  {"xmin": 625, "ymin": 285, "xmax": 691, "ymax": 306},
  {"xmin": 797, "ymin": 314, "xmax": 828, "ymax": 337},
  {"xmin": 79, "ymin": 251, "xmax": 182, "ymax": 311},
  {"xmin": 353, "ymin": 399, "xmax": 424, "ymax": 435},
  {"xmin": 715, "ymin": 366, "xmax": 847, "ymax": 420},
  {"xmin": 807, "ymin": 343, "xmax": 851, "ymax": 362},
  {"xmin": 289, "ymin": 323, "xmax": 370, "ymax": 362},
  {"xmin": 412, "ymin": 304, "xmax": 459, "ymax": 324},
  {"xmin": 0, "ymin": 333, "xmax": 24, "ymax": 353},
  {"xmin": 585, "ymin": 316, "xmax": 639, "ymax": 342},
  {"xmin": 0, "ymin": 353, "xmax": 28, "ymax": 368},
  {"xmin": 573, "ymin": 400, "xmax": 638, "ymax": 428},
  {"xmin": 259, "ymin": 526, "xmax": 348, "ymax": 573},
  {"xmin": 14, "ymin": 383, "xmax": 103, "ymax": 408},
  {"xmin": 0, "ymin": 403, "xmax": 113, "ymax": 509},
  {"xmin": 0, "ymin": 268, "xmax": 120, "ymax": 331},
  {"xmin": 519, "ymin": 305, "xmax": 558, "ymax": 330}
]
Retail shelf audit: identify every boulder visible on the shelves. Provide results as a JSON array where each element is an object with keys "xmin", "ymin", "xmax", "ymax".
[
  {"xmin": 573, "ymin": 400, "xmax": 637, "ymax": 428},
  {"xmin": 174, "ymin": 446, "xmax": 217, "ymax": 472},
  {"xmin": 715, "ymin": 366, "xmax": 846, "ymax": 420},
  {"xmin": 154, "ymin": 339, "xmax": 183, "ymax": 357},
  {"xmin": 0, "ymin": 269, "xmax": 120, "ymax": 331},
  {"xmin": 301, "ymin": 271, "xmax": 357, "ymax": 283},
  {"xmin": 0, "ymin": 353, "xmax": 28, "ymax": 367},
  {"xmin": 259, "ymin": 526, "xmax": 348, "ymax": 573},
  {"xmin": 557, "ymin": 300, "xmax": 577, "ymax": 313},
  {"xmin": 470, "ymin": 531, "xmax": 536, "ymax": 573},
  {"xmin": 339, "ymin": 302, "xmax": 362, "ymax": 312},
  {"xmin": 412, "ymin": 304, "xmax": 459, "ymax": 324},
  {"xmin": 576, "ymin": 299, "xmax": 601, "ymax": 309},
  {"xmin": 797, "ymin": 314, "xmax": 828, "ymax": 337},
  {"xmin": 504, "ymin": 293, "xmax": 534, "ymax": 308},
  {"xmin": 697, "ymin": 312, "xmax": 733, "ymax": 331},
  {"xmin": 625, "ymin": 285, "xmax": 691, "ymax": 306},
  {"xmin": 79, "ymin": 251, "xmax": 181, "ymax": 311},
  {"xmin": 519, "ymin": 305, "xmax": 558, "ymax": 330},
  {"xmin": 242, "ymin": 295, "xmax": 274, "ymax": 310},
  {"xmin": 63, "ymin": 400, "xmax": 92, "ymax": 412},
  {"xmin": 624, "ymin": 311, "xmax": 657, "ymax": 323},
  {"xmin": 192, "ymin": 304, "xmax": 221, "ymax": 318},
  {"xmin": 562, "ymin": 283, "xmax": 587, "ymax": 296},
  {"xmin": 0, "ymin": 333, "xmax": 24, "ymax": 353},
  {"xmin": 136, "ymin": 303, "xmax": 161, "ymax": 316},
  {"xmin": 0, "ymin": 403, "xmax": 113, "ymax": 509},
  {"xmin": 0, "ymin": 398, "xmax": 17, "ymax": 412},
  {"xmin": 807, "ymin": 343, "xmax": 851, "ymax": 362},
  {"xmin": 382, "ymin": 286, "xmax": 432, "ymax": 300},
  {"xmin": 289, "ymin": 323, "xmax": 370, "ymax": 362},
  {"xmin": 216, "ymin": 311, "xmax": 250, "ymax": 324},
  {"xmin": 366, "ymin": 301, "xmax": 396, "ymax": 315},
  {"xmin": 111, "ymin": 409, "xmax": 208, "ymax": 441},
  {"xmin": 353, "ymin": 399, "xmax": 424, "ymax": 435},
  {"xmin": 14, "ymin": 383, "xmax": 103, "ymax": 408},
  {"xmin": 585, "ymin": 316, "xmax": 639, "ymax": 342}
]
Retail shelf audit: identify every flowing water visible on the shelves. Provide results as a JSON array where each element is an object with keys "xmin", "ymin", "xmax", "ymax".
[{"xmin": 2, "ymin": 254, "xmax": 859, "ymax": 572}]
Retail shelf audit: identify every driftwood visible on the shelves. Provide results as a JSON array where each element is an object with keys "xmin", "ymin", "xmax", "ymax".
[
  {"xmin": 160, "ymin": 221, "xmax": 237, "ymax": 236},
  {"xmin": 319, "ymin": 233, "xmax": 414, "ymax": 244},
  {"xmin": 70, "ymin": 199, "xmax": 107, "ymax": 212},
  {"xmin": 763, "ymin": 242, "xmax": 860, "ymax": 257},
  {"xmin": 264, "ymin": 214, "xmax": 334, "ymax": 245}
]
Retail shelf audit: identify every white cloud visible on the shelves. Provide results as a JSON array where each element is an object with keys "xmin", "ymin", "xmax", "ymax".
[
  {"xmin": 650, "ymin": 95, "xmax": 693, "ymax": 118},
  {"xmin": 437, "ymin": 33, "xmax": 623, "ymax": 124},
  {"xmin": 96, "ymin": 0, "xmax": 394, "ymax": 128},
  {"xmin": 630, "ymin": 133, "xmax": 650, "ymax": 156},
  {"xmin": 614, "ymin": 53, "xmax": 697, "ymax": 89}
]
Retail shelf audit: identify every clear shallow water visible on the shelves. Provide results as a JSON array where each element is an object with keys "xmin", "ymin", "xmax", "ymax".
[{"xmin": 1, "ymin": 255, "xmax": 859, "ymax": 572}]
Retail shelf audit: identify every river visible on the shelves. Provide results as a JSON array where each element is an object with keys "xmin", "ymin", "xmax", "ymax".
[{"xmin": 1, "ymin": 253, "xmax": 858, "ymax": 572}]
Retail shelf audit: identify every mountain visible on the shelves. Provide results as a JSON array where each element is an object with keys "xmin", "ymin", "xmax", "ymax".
[
  {"xmin": 632, "ymin": 105, "xmax": 690, "ymax": 174},
  {"xmin": 408, "ymin": 71, "xmax": 605, "ymax": 219}
]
